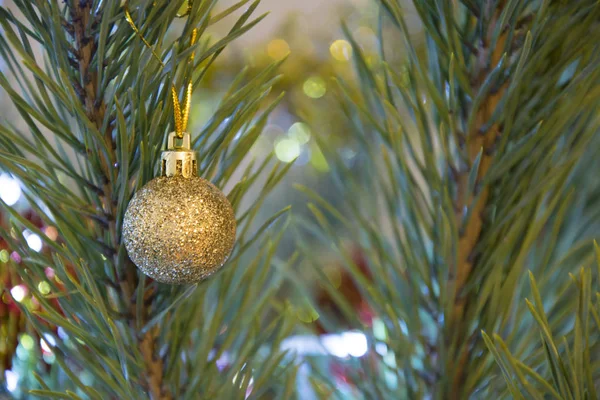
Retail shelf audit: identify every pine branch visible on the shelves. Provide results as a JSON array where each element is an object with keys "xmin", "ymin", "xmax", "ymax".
[
  {"xmin": 448, "ymin": 17, "xmax": 507, "ymax": 397},
  {"xmin": 140, "ymin": 326, "xmax": 169, "ymax": 400},
  {"xmin": 69, "ymin": 3, "xmax": 168, "ymax": 397},
  {"xmin": 295, "ymin": 0, "xmax": 600, "ymax": 398}
]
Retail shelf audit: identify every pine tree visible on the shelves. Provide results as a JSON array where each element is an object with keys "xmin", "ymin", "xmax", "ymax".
[
  {"xmin": 0, "ymin": 1, "xmax": 296, "ymax": 398},
  {"xmin": 296, "ymin": 0, "xmax": 600, "ymax": 398}
]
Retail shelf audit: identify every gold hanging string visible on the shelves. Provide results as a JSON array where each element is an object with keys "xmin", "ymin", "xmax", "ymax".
[
  {"xmin": 123, "ymin": 5, "xmax": 165, "ymax": 68},
  {"xmin": 171, "ymin": 82, "xmax": 193, "ymax": 136},
  {"xmin": 123, "ymin": 1, "xmax": 197, "ymax": 138}
]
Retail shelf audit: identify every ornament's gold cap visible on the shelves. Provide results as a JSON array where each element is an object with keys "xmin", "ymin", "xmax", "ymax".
[{"xmin": 161, "ymin": 132, "xmax": 197, "ymax": 178}]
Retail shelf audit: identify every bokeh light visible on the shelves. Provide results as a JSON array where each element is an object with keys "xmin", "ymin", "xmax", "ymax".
[
  {"xmin": 5, "ymin": 371, "xmax": 18, "ymax": 392},
  {"xmin": 346, "ymin": 332, "xmax": 369, "ymax": 357},
  {"xmin": 58, "ymin": 327, "xmax": 68, "ymax": 340},
  {"xmin": 20, "ymin": 334, "xmax": 34, "ymax": 350},
  {"xmin": 288, "ymin": 122, "xmax": 311, "ymax": 145},
  {"xmin": 38, "ymin": 281, "xmax": 51, "ymax": 295},
  {"xmin": 303, "ymin": 76, "xmax": 327, "ymax": 99},
  {"xmin": 81, "ymin": 371, "xmax": 94, "ymax": 386},
  {"xmin": 45, "ymin": 267, "xmax": 55, "ymax": 279},
  {"xmin": 43, "ymin": 334, "xmax": 56, "ymax": 347},
  {"xmin": 321, "ymin": 331, "xmax": 368, "ymax": 358},
  {"xmin": 373, "ymin": 318, "xmax": 387, "ymax": 340},
  {"xmin": 0, "ymin": 173, "xmax": 22, "ymax": 206},
  {"xmin": 10, "ymin": 285, "xmax": 27, "ymax": 302},
  {"xmin": 0, "ymin": 249, "xmax": 9, "ymax": 263},
  {"xmin": 44, "ymin": 226, "xmax": 58, "ymax": 241},
  {"xmin": 274, "ymin": 138, "xmax": 301, "ymax": 163},
  {"xmin": 330, "ymin": 39, "xmax": 353, "ymax": 61},
  {"xmin": 24, "ymin": 230, "xmax": 43, "ymax": 252},
  {"xmin": 40, "ymin": 338, "xmax": 52, "ymax": 353},
  {"xmin": 43, "ymin": 353, "xmax": 56, "ymax": 364},
  {"xmin": 375, "ymin": 342, "xmax": 388, "ymax": 356},
  {"xmin": 10, "ymin": 251, "xmax": 21, "ymax": 263},
  {"xmin": 267, "ymin": 39, "xmax": 290, "ymax": 60}
]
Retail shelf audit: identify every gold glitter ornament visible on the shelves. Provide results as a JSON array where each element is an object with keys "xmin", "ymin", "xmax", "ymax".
[{"xmin": 123, "ymin": 132, "xmax": 236, "ymax": 284}]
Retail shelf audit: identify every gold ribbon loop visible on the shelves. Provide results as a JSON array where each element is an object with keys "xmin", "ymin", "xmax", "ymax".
[{"xmin": 171, "ymin": 83, "xmax": 192, "ymax": 138}]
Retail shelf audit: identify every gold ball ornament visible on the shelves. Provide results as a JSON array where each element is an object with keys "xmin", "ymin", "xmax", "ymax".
[{"xmin": 123, "ymin": 133, "xmax": 236, "ymax": 284}]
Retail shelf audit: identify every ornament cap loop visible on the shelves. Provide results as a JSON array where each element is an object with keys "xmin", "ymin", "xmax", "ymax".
[
  {"xmin": 161, "ymin": 132, "xmax": 197, "ymax": 178},
  {"xmin": 167, "ymin": 131, "xmax": 191, "ymax": 150}
]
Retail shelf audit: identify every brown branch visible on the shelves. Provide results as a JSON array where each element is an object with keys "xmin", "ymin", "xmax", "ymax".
[
  {"xmin": 446, "ymin": 12, "xmax": 509, "ymax": 400},
  {"xmin": 140, "ymin": 326, "xmax": 170, "ymax": 400},
  {"xmin": 69, "ymin": 3, "xmax": 171, "ymax": 399}
]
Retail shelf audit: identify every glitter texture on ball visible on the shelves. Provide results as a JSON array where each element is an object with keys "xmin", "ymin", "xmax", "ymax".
[{"xmin": 123, "ymin": 175, "xmax": 236, "ymax": 284}]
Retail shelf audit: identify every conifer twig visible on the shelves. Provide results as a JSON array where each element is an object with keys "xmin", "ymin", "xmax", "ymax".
[
  {"xmin": 448, "ymin": 11, "xmax": 508, "ymax": 398},
  {"xmin": 70, "ymin": 2, "xmax": 169, "ymax": 398}
]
